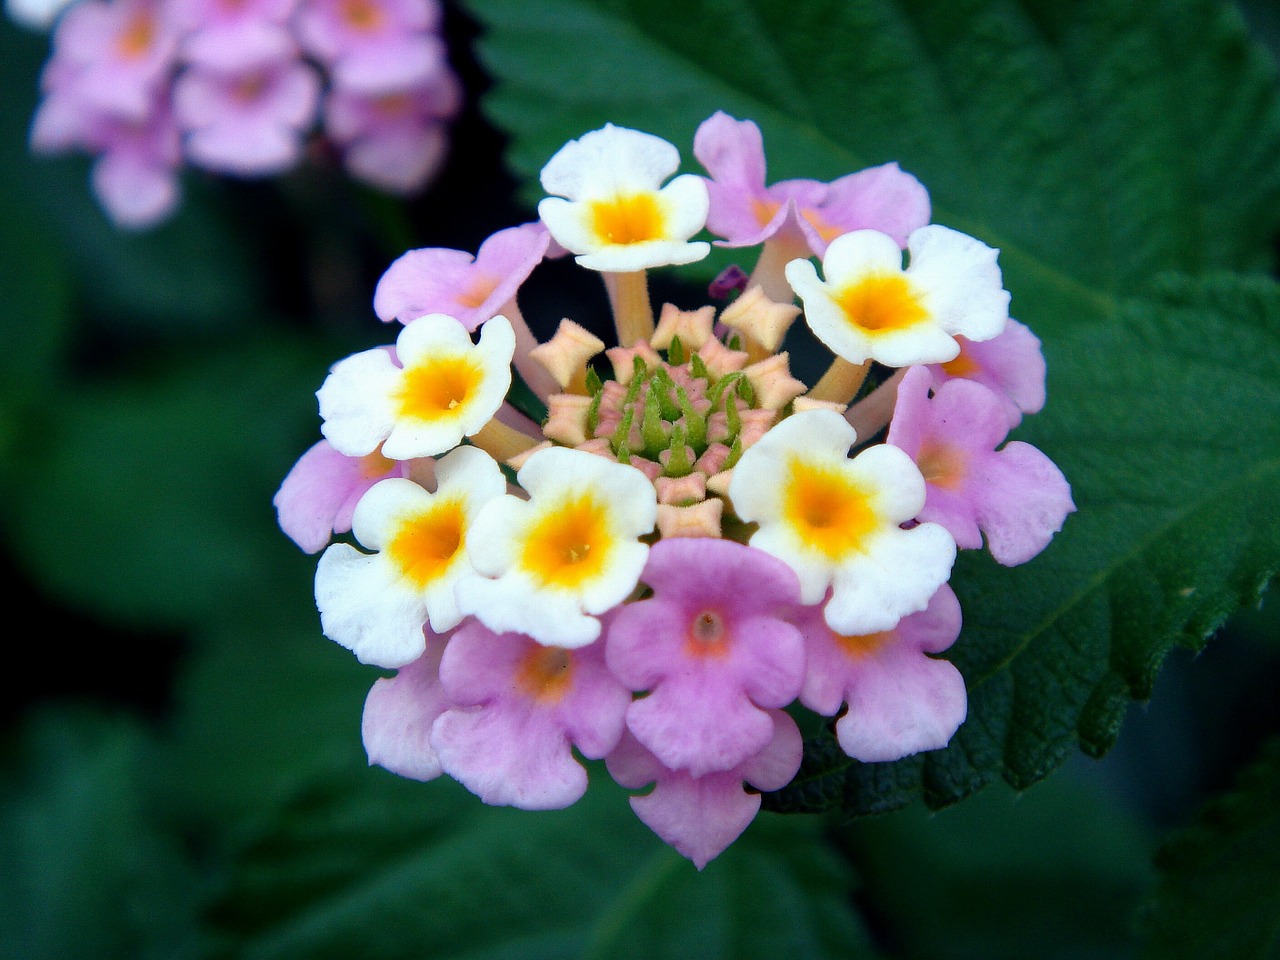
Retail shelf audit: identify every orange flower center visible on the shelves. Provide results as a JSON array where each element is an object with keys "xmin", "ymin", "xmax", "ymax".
[
  {"xmin": 835, "ymin": 273, "xmax": 928, "ymax": 334},
  {"xmin": 386, "ymin": 499, "xmax": 465, "ymax": 588},
  {"xmin": 783, "ymin": 458, "xmax": 878, "ymax": 559},
  {"xmin": 515, "ymin": 645, "xmax": 574, "ymax": 704},
  {"xmin": 589, "ymin": 193, "xmax": 665, "ymax": 245}
]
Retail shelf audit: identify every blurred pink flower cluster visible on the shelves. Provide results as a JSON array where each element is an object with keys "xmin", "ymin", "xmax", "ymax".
[{"xmin": 27, "ymin": 0, "xmax": 459, "ymax": 228}]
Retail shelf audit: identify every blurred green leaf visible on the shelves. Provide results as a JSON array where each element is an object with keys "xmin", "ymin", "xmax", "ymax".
[
  {"xmin": 4, "ymin": 334, "xmax": 331, "ymax": 626},
  {"xmin": 1138, "ymin": 736, "xmax": 1280, "ymax": 960},
  {"xmin": 168, "ymin": 586, "xmax": 877, "ymax": 958},
  {"xmin": 841, "ymin": 768, "xmax": 1154, "ymax": 960},
  {"xmin": 201, "ymin": 772, "xmax": 874, "ymax": 960},
  {"xmin": 770, "ymin": 274, "xmax": 1280, "ymax": 814},
  {"xmin": 0, "ymin": 709, "xmax": 201, "ymax": 960}
]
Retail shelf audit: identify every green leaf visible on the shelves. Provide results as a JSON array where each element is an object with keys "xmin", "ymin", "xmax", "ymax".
[
  {"xmin": 1139, "ymin": 736, "xmax": 1280, "ymax": 960},
  {"xmin": 460, "ymin": 0, "xmax": 1280, "ymax": 812},
  {"xmin": 3, "ymin": 334, "xmax": 331, "ymax": 627},
  {"xmin": 840, "ymin": 768, "xmax": 1156, "ymax": 959},
  {"xmin": 200, "ymin": 771, "xmax": 876, "ymax": 960},
  {"xmin": 0, "ymin": 709, "xmax": 201, "ymax": 960},
  {"xmin": 769, "ymin": 274, "xmax": 1280, "ymax": 814},
  {"xmin": 461, "ymin": 0, "xmax": 1280, "ymax": 335},
  {"xmin": 168, "ymin": 585, "xmax": 877, "ymax": 957}
]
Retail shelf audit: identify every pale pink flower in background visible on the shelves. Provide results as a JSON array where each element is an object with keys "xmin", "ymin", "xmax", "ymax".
[
  {"xmin": 295, "ymin": 0, "xmax": 446, "ymax": 94},
  {"xmin": 325, "ymin": 70, "xmax": 459, "ymax": 193},
  {"xmin": 174, "ymin": 57, "xmax": 320, "ymax": 174},
  {"xmin": 171, "ymin": 0, "xmax": 296, "ymax": 71}
]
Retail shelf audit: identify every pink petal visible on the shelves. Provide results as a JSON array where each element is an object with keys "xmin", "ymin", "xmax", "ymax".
[{"xmin": 361, "ymin": 634, "xmax": 451, "ymax": 780}]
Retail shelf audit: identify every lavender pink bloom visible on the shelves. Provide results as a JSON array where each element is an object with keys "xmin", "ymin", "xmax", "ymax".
[
  {"xmin": 791, "ymin": 584, "xmax": 967, "ymax": 763},
  {"xmin": 605, "ymin": 538, "xmax": 806, "ymax": 778},
  {"xmin": 171, "ymin": 0, "xmax": 297, "ymax": 71},
  {"xmin": 46, "ymin": 0, "xmax": 177, "ymax": 121},
  {"xmin": 361, "ymin": 629, "xmax": 452, "ymax": 781},
  {"xmin": 373, "ymin": 223, "xmax": 550, "ymax": 329},
  {"xmin": 693, "ymin": 111, "xmax": 931, "ymax": 255},
  {"xmin": 174, "ymin": 58, "xmax": 321, "ymax": 174},
  {"xmin": 887, "ymin": 366, "xmax": 1076, "ymax": 566},
  {"xmin": 273, "ymin": 439, "xmax": 408, "ymax": 554},
  {"xmin": 606, "ymin": 710, "xmax": 802, "ymax": 870},
  {"xmin": 431, "ymin": 620, "xmax": 632, "ymax": 810},
  {"xmin": 325, "ymin": 70, "xmax": 460, "ymax": 193},
  {"xmin": 926, "ymin": 317, "xmax": 1047, "ymax": 427},
  {"xmin": 295, "ymin": 0, "xmax": 447, "ymax": 94}
]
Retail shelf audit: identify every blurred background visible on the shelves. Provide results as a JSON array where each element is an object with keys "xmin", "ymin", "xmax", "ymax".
[{"xmin": 2, "ymin": 2, "xmax": 1279, "ymax": 958}]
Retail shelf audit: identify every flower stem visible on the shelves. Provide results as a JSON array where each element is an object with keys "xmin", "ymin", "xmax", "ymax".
[
  {"xmin": 749, "ymin": 234, "xmax": 807, "ymax": 304},
  {"xmin": 845, "ymin": 367, "xmax": 906, "ymax": 443},
  {"xmin": 470, "ymin": 417, "xmax": 540, "ymax": 464},
  {"xmin": 808, "ymin": 356, "xmax": 871, "ymax": 405},
  {"xmin": 605, "ymin": 270, "xmax": 654, "ymax": 347}
]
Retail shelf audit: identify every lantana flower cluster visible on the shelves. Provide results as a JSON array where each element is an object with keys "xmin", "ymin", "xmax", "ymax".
[
  {"xmin": 26, "ymin": 0, "xmax": 458, "ymax": 228},
  {"xmin": 276, "ymin": 113, "xmax": 1076, "ymax": 868}
]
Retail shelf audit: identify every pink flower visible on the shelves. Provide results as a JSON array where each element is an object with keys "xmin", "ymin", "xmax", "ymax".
[
  {"xmin": 926, "ymin": 317, "xmax": 1047, "ymax": 427},
  {"xmin": 46, "ymin": 0, "xmax": 177, "ymax": 121},
  {"xmin": 791, "ymin": 584, "xmax": 966, "ymax": 763},
  {"xmin": 172, "ymin": 0, "xmax": 297, "ymax": 71},
  {"xmin": 431, "ymin": 620, "xmax": 632, "ymax": 810},
  {"xmin": 373, "ymin": 222, "xmax": 550, "ymax": 330},
  {"xmin": 174, "ymin": 58, "xmax": 320, "ymax": 175},
  {"xmin": 273, "ymin": 439, "xmax": 409, "ymax": 554},
  {"xmin": 606, "ymin": 709, "xmax": 801, "ymax": 870},
  {"xmin": 693, "ymin": 111, "xmax": 930, "ymax": 255},
  {"xmin": 324, "ymin": 71, "xmax": 460, "ymax": 193},
  {"xmin": 605, "ymin": 538, "xmax": 806, "ymax": 778},
  {"xmin": 361, "ymin": 628, "xmax": 452, "ymax": 781},
  {"xmin": 32, "ymin": 81, "xmax": 183, "ymax": 228},
  {"xmin": 295, "ymin": 0, "xmax": 447, "ymax": 94},
  {"xmin": 887, "ymin": 366, "xmax": 1076, "ymax": 565}
]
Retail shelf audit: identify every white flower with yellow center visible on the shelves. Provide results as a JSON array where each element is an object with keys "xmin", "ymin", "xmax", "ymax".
[
  {"xmin": 454, "ymin": 447, "xmax": 658, "ymax": 648},
  {"xmin": 537, "ymin": 123, "xmax": 710, "ymax": 272},
  {"xmin": 728, "ymin": 410, "xmax": 956, "ymax": 635},
  {"xmin": 314, "ymin": 445, "xmax": 506, "ymax": 667},
  {"xmin": 317, "ymin": 313, "xmax": 515, "ymax": 460},
  {"xmin": 785, "ymin": 225, "xmax": 1010, "ymax": 367}
]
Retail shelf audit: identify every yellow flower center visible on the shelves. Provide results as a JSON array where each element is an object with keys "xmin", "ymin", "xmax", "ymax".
[
  {"xmin": 115, "ymin": 10, "xmax": 156, "ymax": 60},
  {"xmin": 685, "ymin": 609, "xmax": 731, "ymax": 659},
  {"xmin": 358, "ymin": 446, "xmax": 397, "ymax": 479},
  {"xmin": 339, "ymin": 0, "xmax": 383, "ymax": 32},
  {"xmin": 782, "ymin": 458, "xmax": 879, "ymax": 559},
  {"xmin": 835, "ymin": 630, "xmax": 892, "ymax": 660},
  {"xmin": 386, "ymin": 499, "xmax": 465, "ymax": 588},
  {"xmin": 515, "ymin": 645, "xmax": 574, "ymax": 704},
  {"xmin": 589, "ymin": 193, "xmax": 665, "ymax": 246},
  {"xmin": 916, "ymin": 441, "xmax": 967, "ymax": 490},
  {"xmin": 940, "ymin": 339, "xmax": 980, "ymax": 377},
  {"xmin": 395, "ymin": 355, "xmax": 483, "ymax": 422},
  {"xmin": 520, "ymin": 495, "xmax": 611, "ymax": 589},
  {"xmin": 457, "ymin": 275, "xmax": 500, "ymax": 310},
  {"xmin": 835, "ymin": 273, "xmax": 928, "ymax": 334}
]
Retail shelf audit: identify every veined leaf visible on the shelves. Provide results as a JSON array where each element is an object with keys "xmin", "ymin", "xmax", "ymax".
[
  {"xmin": 770, "ymin": 274, "xmax": 1280, "ymax": 813},
  {"xmin": 461, "ymin": 0, "xmax": 1280, "ymax": 337}
]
